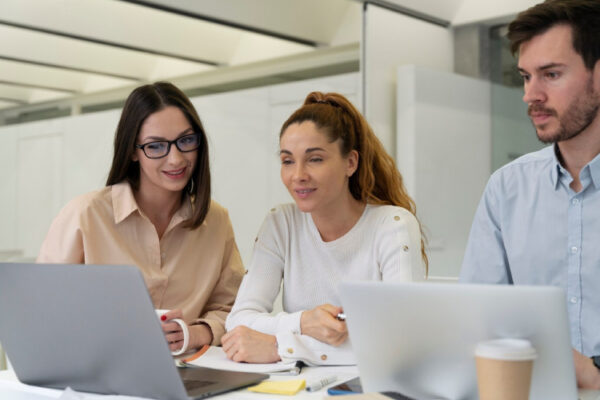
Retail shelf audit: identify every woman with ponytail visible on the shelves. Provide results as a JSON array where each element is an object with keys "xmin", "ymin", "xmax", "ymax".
[
  {"xmin": 223, "ymin": 91, "xmax": 427, "ymax": 365},
  {"xmin": 38, "ymin": 82, "xmax": 244, "ymax": 353}
]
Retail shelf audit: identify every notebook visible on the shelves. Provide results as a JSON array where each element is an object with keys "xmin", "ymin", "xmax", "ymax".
[
  {"xmin": 0, "ymin": 263, "xmax": 267, "ymax": 399},
  {"xmin": 183, "ymin": 345, "xmax": 302, "ymax": 374},
  {"xmin": 340, "ymin": 282, "xmax": 578, "ymax": 400}
]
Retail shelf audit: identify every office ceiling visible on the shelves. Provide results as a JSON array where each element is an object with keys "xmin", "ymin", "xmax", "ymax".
[
  {"xmin": 0, "ymin": 0, "xmax": 533, "ymax": 115},
  {"xmin": 0, "ymin": 0, "xmax": 359, "ymax": 112}
]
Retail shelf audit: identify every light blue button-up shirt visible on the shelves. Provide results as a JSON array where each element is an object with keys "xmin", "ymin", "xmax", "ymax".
[{"xmin": 460, "ymin": 145, "xmax": 600, "ymax": 356}]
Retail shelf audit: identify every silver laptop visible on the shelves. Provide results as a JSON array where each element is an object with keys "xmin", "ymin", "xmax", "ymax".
[
  {"xmin": 0, "ymin": 263, "xmax": 266, "ymax": 399},
  {"xmin": 340, "ymin": 282, "xmax": 578, "ymax": 400}
]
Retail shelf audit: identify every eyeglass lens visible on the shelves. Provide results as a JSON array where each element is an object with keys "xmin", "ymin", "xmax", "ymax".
[{"xmin": 143, "ymin": 134, "xmax": 200, "ymax": 158}]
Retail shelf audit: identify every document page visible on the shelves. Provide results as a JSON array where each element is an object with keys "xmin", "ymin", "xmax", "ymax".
[{"xmin": 183, "ymin": 346, "xmax": 299, "ymax": 374}]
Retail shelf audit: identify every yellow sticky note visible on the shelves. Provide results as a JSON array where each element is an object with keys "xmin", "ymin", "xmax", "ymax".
[{"xmin": 247, "ymin": 379, "xmax": 306, "ymax": 395}]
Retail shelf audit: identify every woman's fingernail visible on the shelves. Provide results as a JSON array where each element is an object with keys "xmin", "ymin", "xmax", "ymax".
[{"xmin": 161, "ymin": 315, "xmax": 167, "ymax": 321}]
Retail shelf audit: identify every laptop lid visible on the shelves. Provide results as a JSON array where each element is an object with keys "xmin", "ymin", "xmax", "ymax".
[
  {"xmin": 0, "ymin": 263, "xmax": 266, "ymax": 400},
  {"xmin": 340, "ymin": 282, "xmax": 577, "ymax": 400}
]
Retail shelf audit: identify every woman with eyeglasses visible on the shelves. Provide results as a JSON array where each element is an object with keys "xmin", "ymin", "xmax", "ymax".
[
  {"xmin": 222, "ymin": 92, "xmax": 427, "ymax": 365},
  {"xmin": 37, "ymin": 82, "xmax": 244, "ymax": 353}
]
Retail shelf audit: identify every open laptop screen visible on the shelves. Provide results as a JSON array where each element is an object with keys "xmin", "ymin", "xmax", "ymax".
[
  {"xmin": 0, "ymin": 263, "xmax": 265, "ymax": 399},
  {"xmin": 340, "ymin": 282, "xmax": 577, "ymax": 400}
]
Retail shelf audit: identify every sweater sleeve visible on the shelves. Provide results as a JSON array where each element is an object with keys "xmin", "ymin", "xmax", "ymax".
[
  {"xmin": 377, "ymin": 207, "xmax": 425, "ymax": 282},
  {"xmin": 226, "ymin": 208, "xmax": 302, "ymax": 335},
  {"xmin": 276, "ymin": 333, "xmax": 356, "ymax": 366}
]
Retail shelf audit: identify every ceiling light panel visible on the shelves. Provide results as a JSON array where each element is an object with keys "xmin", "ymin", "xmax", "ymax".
[
  {"xmin": 0, "ymin": 0, "xmax": 312, "ymax": 66},
  {"xmin": 0, "ymin": 82, "xmax": 70, "ymax": 104},
  {"xmin": 0, "ymin": 59, "xmax": 136, "ymax": 94},
  {"xmin": 0, "ymin": 25, "xmax": 214, "ymax": 82}
]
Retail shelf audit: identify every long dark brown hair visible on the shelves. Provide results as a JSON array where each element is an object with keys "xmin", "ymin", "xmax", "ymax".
[
  {"xmin": 280, "ymin": 91, "xmax": 428, "ymax": 271},
  {"xmin": 106, "ymin": 82, "xmax": 211, "ymax": 228}
]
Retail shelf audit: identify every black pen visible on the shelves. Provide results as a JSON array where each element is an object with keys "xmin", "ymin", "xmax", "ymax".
[
  {"xmin": 288, "ymin": 361, "xmax": 305, "ymax": 375},
  {"xmin": 272, "ymin": 360, "xmax": 305, "ymax": 376}
]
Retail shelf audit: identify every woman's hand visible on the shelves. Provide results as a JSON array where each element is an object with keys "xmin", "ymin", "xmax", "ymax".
[
  {"xmin": 221, "ymin": 326, "xmax": 280, "ymax": 363},
  {"xmin": 159, "ymin": 309, "xmax": 212, "ymax": 353},
  {"xmin": 159, "ymin": 309, "xmax": 187, "ymax": 352},
  {"xmin": 300, "ymin": 304, "xmax": 347, "ymax": 346}
]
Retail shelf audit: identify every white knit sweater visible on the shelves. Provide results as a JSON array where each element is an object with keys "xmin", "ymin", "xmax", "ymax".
[{"xmin": 226, "ymin": 203, "xmax": 424, "ymax": 365}]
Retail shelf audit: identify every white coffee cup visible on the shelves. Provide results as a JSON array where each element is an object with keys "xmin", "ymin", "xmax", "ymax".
[
  {"xmin": 475, "ymin": 338, "xmax": 537, "ymax": 400},
  {"xmin": 155, "ymin": 309, "xmax": 189, "ymax": 356}
]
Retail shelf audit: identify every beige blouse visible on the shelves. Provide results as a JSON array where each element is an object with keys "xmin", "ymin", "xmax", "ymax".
[{"xmin": 37, "ymin": 181, "xmax": 244, "ymax": 345}]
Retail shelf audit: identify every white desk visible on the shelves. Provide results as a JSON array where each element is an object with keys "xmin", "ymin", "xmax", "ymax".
[
  {"xmin": 3, "ymin": 368, "xmax": 600, "ymax": 400},
  {"xmin": 0, "ymin": 366, "xmax": 359, "ymax": 400}
]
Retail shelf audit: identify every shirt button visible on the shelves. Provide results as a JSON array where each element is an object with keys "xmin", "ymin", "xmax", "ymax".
[
  {"xmin": 287, "ymin": 348, "xmax": 294, "ymax": 354},
  {"xmin": 572, "ymin": 198, "xmax": 580, "ymax": 205},
  {"xmin": 571, "ymin": 246, "xmax": 578, "ymax": 254},
  {"xmin": 570, "ymin": 297, "xmax": 578, "ymax": 304},
  {"xmin": 320, "ymin": 354, "xmax": 328, "ymax": 361}
]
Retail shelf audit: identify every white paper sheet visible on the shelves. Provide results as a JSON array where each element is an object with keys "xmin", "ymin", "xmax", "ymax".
[{"xmin": 184, "ymin": 346, "xmax": 300, "ymax": 374}]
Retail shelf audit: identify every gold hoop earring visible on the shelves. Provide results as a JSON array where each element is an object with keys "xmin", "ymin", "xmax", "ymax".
[{"xmin": 187, "ymin": 179, "xmax": 196, "ymax": 212}]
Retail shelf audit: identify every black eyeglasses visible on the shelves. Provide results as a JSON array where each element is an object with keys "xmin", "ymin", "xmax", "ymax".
[{"xmin": 135, "ymin": 133, "xmax": 201, "ymax": 159}]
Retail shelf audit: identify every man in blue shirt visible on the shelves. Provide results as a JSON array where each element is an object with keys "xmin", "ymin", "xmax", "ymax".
[{"xmin": 460, "ymin": 0, "xmax": 600, "ymax": 389}]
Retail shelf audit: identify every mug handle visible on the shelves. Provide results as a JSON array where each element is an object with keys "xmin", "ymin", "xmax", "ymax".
[{"xmin": 168, "ymin": 318, "xmax": 190, "ymax": 356}]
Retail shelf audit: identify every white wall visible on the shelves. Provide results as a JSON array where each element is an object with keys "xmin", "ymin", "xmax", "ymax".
[
  {"xmin": 397, "ymin": 65, "xmax": 491, "ymax": 277},
  {"xmin": 0, "ymin": 127, "xmax": 17, "ymax": 252},
  {"xmin": 363, "ymin": 4, "xmax": 454, "ymax": 157},
  {"xmin": 0, "ymin": 111, "xmax": 120, "ymax": 259},
  {"xmin": 0, "ymin": 73, "xmax": 359, "ymax": 265}
]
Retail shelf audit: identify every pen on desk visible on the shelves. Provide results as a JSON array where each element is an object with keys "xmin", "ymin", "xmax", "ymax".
[
  {"xmin": 271, "ymin": 361, "xmax": 305, "ymax": 376},
  {"xmin": 306, "ymin": 375, "xmax": 337, "ymax": 392},
  {"xmin": 290, "ymin": 361, "xmax": 304, "ymax": 375},
  {"xmin": 336, "ymin": 312, "xmax": 346, "ymax": 321}
]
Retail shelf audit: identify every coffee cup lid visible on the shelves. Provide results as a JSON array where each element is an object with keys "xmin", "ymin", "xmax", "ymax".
[{"xmin": 475, "ymin": 338, "xmax": 537, "ymax": 361}]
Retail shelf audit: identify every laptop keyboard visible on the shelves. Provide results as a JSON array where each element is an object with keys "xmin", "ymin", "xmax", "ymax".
[{"xmin": 183, "ymin": 379, "xmax": 216, "ymax": 391}]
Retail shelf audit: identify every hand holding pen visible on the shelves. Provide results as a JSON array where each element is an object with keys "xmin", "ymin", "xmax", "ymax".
[{"xmin": 300, "ymin": 304, "xmax": 347, "ymax": 346}]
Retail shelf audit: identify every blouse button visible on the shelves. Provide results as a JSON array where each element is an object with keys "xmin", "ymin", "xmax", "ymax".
[
  {"xmin": 270, "ymin": 208, "xmax": 276, "ymax": 212},
  {"xmin": 287, "ymin": 348, "xmax": 294, "ymax": 354},
  {"xmin": 394, "ymin": 216, "xmax": 400, "ymax": 221},
  {"xmin": 321, "ymin": 354, "xmax": 328, "ymax": 361},
  {"xmin": 402, "ymin": 245, "xmax": 409, "ymax": 252}
]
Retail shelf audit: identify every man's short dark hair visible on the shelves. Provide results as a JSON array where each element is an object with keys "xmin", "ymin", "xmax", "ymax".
[{"xmin": 507, "ymin": 0, "xmax": 600, "ymax": 70}]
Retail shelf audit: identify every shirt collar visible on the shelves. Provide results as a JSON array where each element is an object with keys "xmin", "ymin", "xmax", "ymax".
[
  {"xmin": 550, "ymin": 144, "xmax": 563, "ymax": 190},
  {"xmin": 587, "ymin": 152, "xmax": 600, "ymax": 190},
  {"xmin": 551, "ymin": 144, "xmax": 600, "ymax": 191},
  {"xmin": 112, "ymin": 181, "xmax": 139, "ymax": 224},
  {"xmin": 111, "ymin": 181, "xmax": 193, "ymax": 226}
]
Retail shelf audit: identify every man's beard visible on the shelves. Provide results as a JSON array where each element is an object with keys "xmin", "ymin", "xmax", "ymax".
[{"xmin": 528, "ymin": 79, "xmax": 600, "ymax": 144}]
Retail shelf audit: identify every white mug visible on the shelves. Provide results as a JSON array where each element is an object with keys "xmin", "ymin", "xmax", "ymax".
[{"xmin": 155, "ymin": 309, "xmax": 189, "ymax": 356}]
